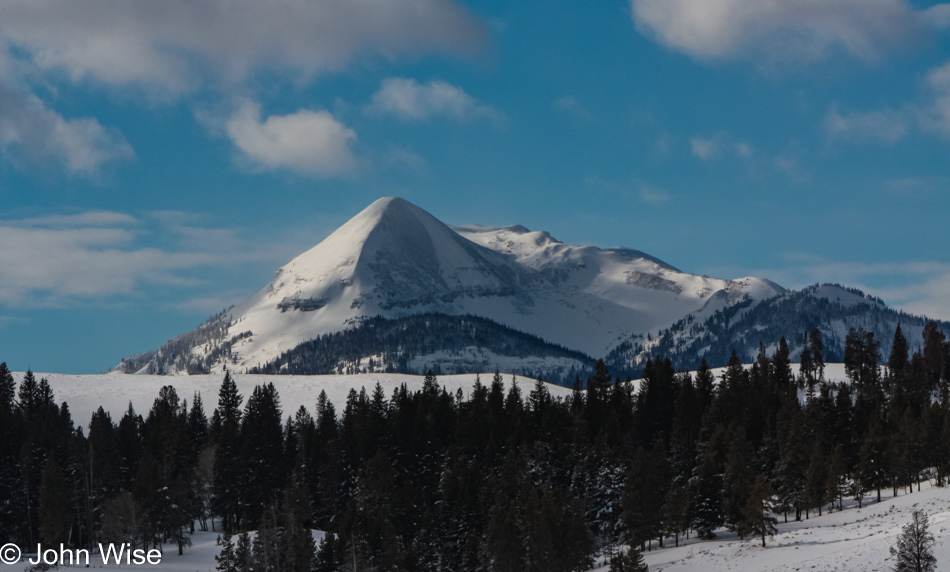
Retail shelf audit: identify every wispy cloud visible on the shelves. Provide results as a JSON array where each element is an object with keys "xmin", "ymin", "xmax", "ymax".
[
  {"xmin": 821, "ymin": 58, "xmax": 950, "ymax": 145},
  {"xmin": 0, "ymin": 210, "xmax": 290, "ymax": 308},
  {"xmin": 0, "ymin": 85, "xmax": 133, "ymax": 177},
  {"xmin": 585, "ymin": 176, "xmax": 672, "ymax": 205},
  {"xmin": 690, "ymin": 133, "xmax": 754, "ymax": 161},
  {"xmin": 825, "ymin": 105, "xmax": 909, "ymax": 143},
  {"xmin": 638, "ymin": 184, "xmax": 671, "ymax": 205},
  {"xmin": 690, "ymin": 136, "xmax": 722, "ymax": 160},
  {"xmin": 366, "ymin": 78, "xmax": 504, "ymax": 125},
  {"xmin": 632, "ymin": 0, "xmax": 926, "ymax": 67},
  {"xmin": 553, "ymin": 95, "xmax": 593, "ymax": 121}
]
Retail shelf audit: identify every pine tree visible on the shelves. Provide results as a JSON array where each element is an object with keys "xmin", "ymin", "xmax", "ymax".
[
  {"xmin": 234, "ymin": 531, "xmax": 252, "ymax": 572},
  {"xmin": 240, "ymin": 383, "xmax": 284, "ymax": 526},
  {"xmin": 215, "ymin": 535, "xmax": 238, "ymax": 572},
  {"xmin": 825, "ymin": 445, "xmax": 846, "ymax": 512},
  {"xmin": 0, "ymin": 362, "xmax": 21, "ymax": 541},
  {"xmin": 38, "ymin": 458, "xmax": 72, "ymax": 545},
  {"xmin": 922, "ymin": 322, "xmax": 946, "ymax": 394},
  {"xmin": 805, "ymin": 445, "xmax": 827, "ymax": 516},
  {"xmin": 212, "ymin": 372, "xmax": 243, "ymax": 533},
  {"xmin": 889, "ymin": 325, "xmax": 910, "ymax": 380},
  {"xmin": 741, "ymin": 474, "xmax": 777, "ymax": 547},
  {"xmin": 662, "ymin": 480, "xmax": 690, "ymax": 547},
  {"xmin": 809, "ymin": 329, "xmax": 825, "ymax": 381},
  {"xmin": 890, "ymin": 510, "xmax": 936, "ymax": 572},
  {"xmin": 609, "ymin": 546, "xmax": 649, "ymax": 572}
]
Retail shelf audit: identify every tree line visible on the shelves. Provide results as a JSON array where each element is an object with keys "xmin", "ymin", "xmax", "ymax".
[{"xmin": 0, "ymin": 322, "xmax": 949, "ymax": 571}]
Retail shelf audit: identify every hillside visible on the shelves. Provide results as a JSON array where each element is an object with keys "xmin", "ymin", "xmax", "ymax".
[{"xmin": 607, "ymin": 283, "xmax": 950, "ymax": 377}]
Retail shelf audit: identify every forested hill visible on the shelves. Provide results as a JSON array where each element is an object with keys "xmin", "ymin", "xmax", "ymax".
[
  {"xmin": 248, "ymin": 313, "xmax": 594, "ymax": 384},
  {"xmin": 607, "ymin": 283, "xmax": 950, "ymax": 378}
]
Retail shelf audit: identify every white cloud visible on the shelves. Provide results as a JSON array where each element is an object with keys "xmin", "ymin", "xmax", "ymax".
[
  {"xmin": 0, "ymin": 211, "xmax": 289, "ymax": 308},
  {"xmin": 922, "ymin": 61, "xmax": 950, "ymax": 136},
  {"xmin": 690, "ymin": 136, "xmax": 721, "ymax": 160},
  {"xmin": 226, "ymin": 100, "xmax": 357, "ymax": 177},
  {"xmin": 734, "ymin": 142, "xmax": 754, "ymax": 158},
  {"xmin": 0, "ymin": 0, "xmax": 486, "ymax": 98},
  {"xmin": 366, "ymin": 78, "xmax": 503, "ymax": 124},
  {"xmin": 824, "ymin": 59, "xmax": 950, "ymax": 142},
  {"xmin": 825, "ymin": 105, "xmax": 909, "ymax": 143},
  {"xmin": 922, "ymin": 4, "xmax": 950, "ymax": 29},
  {"xmin": 632, "ymin": 0, "xmax": 923, "ymax": 65},
  {"xmin": 0, "ymin": 86, "xmax": 133, "ymax": 176}
]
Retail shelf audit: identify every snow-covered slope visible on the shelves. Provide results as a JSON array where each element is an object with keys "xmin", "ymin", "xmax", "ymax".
[
  {"xmin": 20, "ymin": 371, "xmax": 572, "ymax": 431},
  {"xmin": 607, "ymin": 283, "xmax": 950, "ymax": 375},
  {"xmin": 120, "ymin": 197, "xmax": 784, "ymax": 375},
  {"xmin": 587, "ymin": 479, "xmax": 950, "ymax": 572}
]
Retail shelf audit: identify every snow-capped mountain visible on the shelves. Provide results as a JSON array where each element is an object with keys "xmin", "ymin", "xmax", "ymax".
[
  {"xmin": 118, "ymin": 197, "xmax": 785, "ymax": 377},
  {"xmin": 606, "ymin": 283, "xmax": 950, "ymax": 375}
]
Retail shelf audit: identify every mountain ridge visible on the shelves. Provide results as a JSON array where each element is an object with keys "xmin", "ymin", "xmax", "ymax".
[{"xmin": 118, "ymin": 197, "xmax": 941, "ymax": 380}]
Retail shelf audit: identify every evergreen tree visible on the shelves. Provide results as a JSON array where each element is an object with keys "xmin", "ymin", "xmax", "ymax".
[
  {"xmin": 212, "ymin": 372, "xmax": 243, "ymax": 533},
  {"xmin": 889, "ymin": 325, "xmax": 910, "ymax": 380},
  {"xmin": 690, "ymin": 435, "xmax": 725, "ymax": 539},
  {"xmin": 314, "ymin": 533, "xmax": 339, "ymax": 572},
  {"xmin": 215, "ymin": 535, "xmax": 238, "ymax": 572},
  {"xmin": 0, "ymin": 362, "xmax": 21, "ymax": 542},
  {"xmin": 609, "ymin": 546, "xmax": 648, "ymax": 572},
  {"xmin": 234, "ymin": 531, "xmax": 252, "ymax": 572},
  {"xmin": 825, "ymin": 445, "xmax": 846, "ymax": 512},
  {"xmin": 741, "ymin": 474, "xmax": 777, "ymax": 547},
  {"xmin": 805, "ymin": 445, "xmax": 827, "ymax": 517},
  {"xmin": 890, "ymin": 510, "xmax": 936, "ymax": 572},
  {"xmin": 809, "ymin": 329, "xmax": 825, "ymax": 381},
  {"xmin": 240, "ymin": 383, "xmax": 284, "ymax": 526},
  {"xmin": 38, "ymin": 458, "xmax": 72, "ymax": 545},
  {"xmin": 922, "ymin": 322, "xmax": 946, "ymax": 394},
  {"xmin": 800, "ymin": 335, "xmax": 814, "ymax": 390},
  {"xmin": 662, "ymin": 480, "xmax": 691, "ymax": 547}
]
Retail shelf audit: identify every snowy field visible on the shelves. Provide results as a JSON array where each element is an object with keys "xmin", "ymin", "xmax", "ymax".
[
  {"xmin": 589, "ymin": 479, "xmax": 950, "ymax": 572},
  {"xmin": 14, "ymin": 371, "xmax": 573, "ymax": 429},
  {"xmin": 5, "ymin": 481, "xmax": 950, "ymax": 571}
]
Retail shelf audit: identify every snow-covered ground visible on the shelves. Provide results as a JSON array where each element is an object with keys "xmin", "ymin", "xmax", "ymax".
[
  {"xmin": 22, "ymin": 363, "xmax": 850, "ymax": 431},
  {"xmin": 589, "ymin": 479, "xmax": 950, "ymax": 572},
  {"xmin": 14, "ymin": 371, "xmax": 572, "ymax": 429}
]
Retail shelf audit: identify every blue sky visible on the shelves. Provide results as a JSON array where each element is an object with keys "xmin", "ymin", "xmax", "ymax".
[{"xmin": 1, "ymin": 0, "xmax": 950, "ymax": 373}]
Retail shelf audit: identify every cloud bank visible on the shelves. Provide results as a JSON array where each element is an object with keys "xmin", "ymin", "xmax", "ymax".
[
  {"xmin": 0, "ymin": 211, "xmax": 287, "ymax": 308},
  {"xmin": 0, "ymin": 0, "xmax": 487, "ymax": 97}
]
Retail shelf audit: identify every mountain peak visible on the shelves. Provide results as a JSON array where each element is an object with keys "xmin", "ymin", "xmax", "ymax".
[{"xmin": 122, "ymin": 197, "xmax": 788, "ymax": 375}]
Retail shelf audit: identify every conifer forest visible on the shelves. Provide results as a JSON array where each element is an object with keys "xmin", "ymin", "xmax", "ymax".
[{"xmin": 1, "ymin": 324, "xmax": 949, "ymax": 571}]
